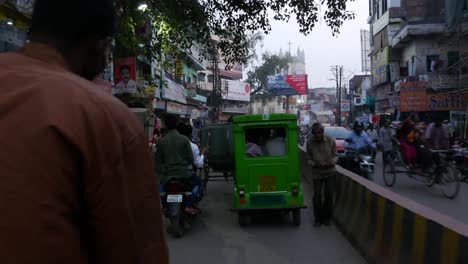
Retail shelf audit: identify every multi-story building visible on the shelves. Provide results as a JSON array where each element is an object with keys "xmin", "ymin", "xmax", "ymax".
[{"xmin": 369, "ymin": 0, "xmax": 468, "ymax": 130}]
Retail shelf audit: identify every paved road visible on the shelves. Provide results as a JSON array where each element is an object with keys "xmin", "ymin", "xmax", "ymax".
[
  {"xmin": 166, "ymin": 179, "xmax": 365, "ymax": 264},
  {"xmin": 372, "ymin": 152, "xmax": 468, "ymax": 224}
]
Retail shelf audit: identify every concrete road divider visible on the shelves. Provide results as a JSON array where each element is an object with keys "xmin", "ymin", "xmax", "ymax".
[{"xmin": 299, "ymin": 149, "xmax": 468, "ymax": 264}]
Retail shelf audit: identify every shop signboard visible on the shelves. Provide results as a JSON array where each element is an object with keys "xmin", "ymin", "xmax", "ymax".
[
  {"xmin": 372, "ymin": 47, "xmax": 389, "ymax": 85},
  {"xmin": 267, "ymin": 74, "xmax": 308, "ymax": 96},
  {"xmin": 399, "ymin": 81, "xmax": 429, "ymax": 112},
  {"xmin": 186, "ymin": 83, "xmax": 197, "ymax": 98},
  {"xmin": 114, "ymin": 58, "xmax": 138, "ymax": 94},
  {"xmin": 163, "ymin": 75, "xmax": 187, "ymax": 104},
  {"xmin": 427, "ymin": 92, "xmax": 468, "ymax": 111},
  {"xmin": 222, "ymin": 104, "xmax": 249, "ymax": 114},
  {"xmin": 166, "ymin": 101, "xmax": 187, "ymax": 116},
  {"xmin": 154, "ymin": 100, "xmax": 166, "ymax": 110},
  {"xmin": 341, "ymin": 100, "xmax": 351, "ymax": 112},
  {"xmin": 221, "ymin": 80, "xmax": 251, "ymax": 102}
]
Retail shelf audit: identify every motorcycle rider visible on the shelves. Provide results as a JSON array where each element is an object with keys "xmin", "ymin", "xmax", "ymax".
[
  {"xmin": 155, "ymin": 115, "xmax": 197, "ymax": 214},
  {"xmin": 346, "ymin": 122, "xmax": 377, "ymax": 152}
]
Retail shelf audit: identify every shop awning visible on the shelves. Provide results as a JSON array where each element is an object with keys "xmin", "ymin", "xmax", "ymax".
[{"xmin": 163, "ymin": 76, "xmax": 187, "ymax": 104}]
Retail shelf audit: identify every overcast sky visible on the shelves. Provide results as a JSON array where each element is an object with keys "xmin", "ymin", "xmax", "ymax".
[{"xmin": 258, "ymin": 0, "xmax": 369, "ymax": 89}]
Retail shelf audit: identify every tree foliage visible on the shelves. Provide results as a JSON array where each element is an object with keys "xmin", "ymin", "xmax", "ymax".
[
  {"xmin": 117, "ymin": 0, "xmax": 355, "ymax": 66},
  {"xmin": 246, "ymin": 53, "xmax": 291, "ymax": 95}
]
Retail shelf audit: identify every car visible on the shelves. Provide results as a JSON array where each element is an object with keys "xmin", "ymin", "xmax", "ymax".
[{"xmin": 324, "ymin": 126, "xmax": 352, "ymax": 154}]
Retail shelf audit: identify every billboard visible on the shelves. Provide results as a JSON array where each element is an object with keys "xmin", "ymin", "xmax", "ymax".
[
  {"xmin": 360, "ymin": 30, "xmax": 371, "ymax": 73},
  {"xmin": 221, "ymin": 80, "xmax": 251, "ymax": 102},
  {"xmin": 267, "ymin": 74, "xmax": 308, "ymax": 96}
]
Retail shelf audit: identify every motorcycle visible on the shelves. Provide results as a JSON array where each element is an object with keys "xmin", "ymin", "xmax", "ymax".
[
  {"xmin": 342, "ymin": 138, "xmax": 376, "ymax": 179},
  {"xmin": 160, "ymin": 179, "xmax": 197, "ymax": 238}
]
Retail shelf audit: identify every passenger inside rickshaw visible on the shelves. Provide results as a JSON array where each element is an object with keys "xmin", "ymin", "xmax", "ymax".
[{"xmin": 245, "ymin": 127, "xmax": 287, "ymax": 157}]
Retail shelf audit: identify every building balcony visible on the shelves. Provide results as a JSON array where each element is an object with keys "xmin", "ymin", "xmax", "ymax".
[
  {"xmin": 426, "ymin": 73, "xmax": 468, "ymax": 91},
  {"xmin": 391, "ymin": 22, "xmax": 446, "ymax": 48},
  {"xmin": 396, "ymin": 73, "xmax": 468, "ymax": 92},
  {"xmin": 198, "ymin": 81, "xmax": 213, "ymax": 91}
]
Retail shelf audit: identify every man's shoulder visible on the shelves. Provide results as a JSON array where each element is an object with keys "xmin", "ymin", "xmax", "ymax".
[
  {"xmin": 324, "ymin": 135, "xmax": 335, "ymax": 143},
  {"xmin": 38, "ymin": 71, "xmax": 143, "ymax": 141}
]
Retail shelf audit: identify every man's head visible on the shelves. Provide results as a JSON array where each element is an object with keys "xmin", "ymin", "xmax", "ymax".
[
  {"xmin": 164, "ymin": 114, "xmax": 178, "ymax": 130},
  {"xmin": 353, "ymin": 121, "xmax": 363, "ymax": 135},
  {"xmin": 311, "ymin": 123, "xmax": 324, "ymax": 141},
  {"xmin": 120, "ymin": 65, "xmax": 131, "ymax": 83},
  {"xmin": 434, "ymin": 117, "xmax": 443, "ymax": 127},
  {"xmin": 30, "ymin": 0, "xmax": 116, "ymax": 80},
  {"xmin": 368, "ymin": 123, "xmax": 374, "ymax": 130},
  {"xmin": 384, "ymin": 120, "xmax": 390, "ymax": 128}
]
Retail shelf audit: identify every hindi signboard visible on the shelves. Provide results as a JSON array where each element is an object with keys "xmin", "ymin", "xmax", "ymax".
[{"xmin": 399, "ymin": 81, "xmax": 428, "ymax": 112}]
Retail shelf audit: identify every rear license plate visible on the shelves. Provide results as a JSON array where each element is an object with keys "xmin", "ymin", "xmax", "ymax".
[
  {"xmin": 259, "ymin": 185, "xmax": 277, "ymax": 192},
  {"xmin": 167, "ymin": 195, "xmax": 183, "ymax": 203}
]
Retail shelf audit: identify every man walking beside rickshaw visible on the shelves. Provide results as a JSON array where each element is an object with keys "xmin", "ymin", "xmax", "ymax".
[{"xmin": 306, "ymin": 123, "xmax": 338, "ymax": 227}]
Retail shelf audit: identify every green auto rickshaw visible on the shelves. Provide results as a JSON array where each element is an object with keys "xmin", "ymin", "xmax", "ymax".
[{"xmin": 232, "ymin": 113, "xmax": 305, "ymax": 226}]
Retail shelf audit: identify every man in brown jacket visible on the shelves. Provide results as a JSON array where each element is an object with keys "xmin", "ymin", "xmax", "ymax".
[
  {"xmin": 0, "ymin": 0, "xmax": 168, "ymax": 263},
  {"xmin": 306, "ymin": 123, "xmax": 337, "ymax": 227}
]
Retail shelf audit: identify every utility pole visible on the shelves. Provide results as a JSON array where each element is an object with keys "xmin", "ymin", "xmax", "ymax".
[{"xmin": 331, "ymin": 65, "xmax": 344, "ymax": 126}]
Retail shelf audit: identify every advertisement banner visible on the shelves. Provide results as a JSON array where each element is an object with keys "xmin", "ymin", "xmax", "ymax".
[
  {"xmin": 221, "ymin": 80, "xmax": 251, "ymax": 102},
  {"xmin": 427, "ymin": 92, "xmax": 468, "ymax": 111},
  {"xmin": 267, "ymin": 74, "xmax": 308, "ymax": 96},
  {"xmin": 399, "ymin": 81, "xmax": 428, "ymax": 112},
  {"xmin": 114, "ymin": 58, "xmax": 138, "ymax": 94},
  {"xmin": 372, "ymin": 47, "xmax": 389, "ymax": 85},
  {"xmin": 166, "ymin": 101, "xmax": 187, "ymax": 116}
]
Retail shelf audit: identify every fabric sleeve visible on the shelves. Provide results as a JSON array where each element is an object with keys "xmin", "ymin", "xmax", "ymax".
[
  {"xmin": 192, "ymin": 144, "xmax": 204, "ymax": 169},
  {"xmin": 85, "ymin": 133, "xmax": 169, "ymax": 264}
]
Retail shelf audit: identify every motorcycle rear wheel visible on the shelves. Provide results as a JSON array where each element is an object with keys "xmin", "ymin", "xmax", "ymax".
[{"xmin": 170, "ymin": 215, "xmax": 183, "ymax": 238}]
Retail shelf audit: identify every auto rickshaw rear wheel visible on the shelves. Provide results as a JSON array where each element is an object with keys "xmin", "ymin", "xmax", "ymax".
[
  {"xmin": 292, "ymin": 209, "xmax": 301, "ymax": 226},
  {"xmin": 238, "ymin": 212, "xmax": 249, "ymax": 226}
]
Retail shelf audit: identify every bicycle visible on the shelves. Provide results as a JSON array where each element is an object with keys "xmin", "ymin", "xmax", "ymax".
[{"xmin": 382, "ymin": 143, "xmax": 461, "ymax": 200}]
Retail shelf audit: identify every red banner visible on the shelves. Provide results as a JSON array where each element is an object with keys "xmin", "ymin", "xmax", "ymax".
[{"xmin": 286, "ymin": 74, "xmax": 308, "ymax": 95}]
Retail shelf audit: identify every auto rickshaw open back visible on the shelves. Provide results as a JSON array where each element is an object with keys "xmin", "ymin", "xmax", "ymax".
[{"xmin": 231, "ymin": 113, "xmax": 306, "ymax": 226}]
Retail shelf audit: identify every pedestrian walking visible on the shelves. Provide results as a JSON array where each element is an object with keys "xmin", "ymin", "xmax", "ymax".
[
  {"xmin": 0, "ymin": 0, "xmax": 168, "ymax": 263},
  {"xmin": 306, "ymin": 123, "xmax": 338, "ymax": 227}
]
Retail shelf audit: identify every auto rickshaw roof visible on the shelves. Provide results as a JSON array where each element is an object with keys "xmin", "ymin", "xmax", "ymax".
[{"xmin": 232, "ymin": 114, "xmax": 297, "ymax": 123}]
